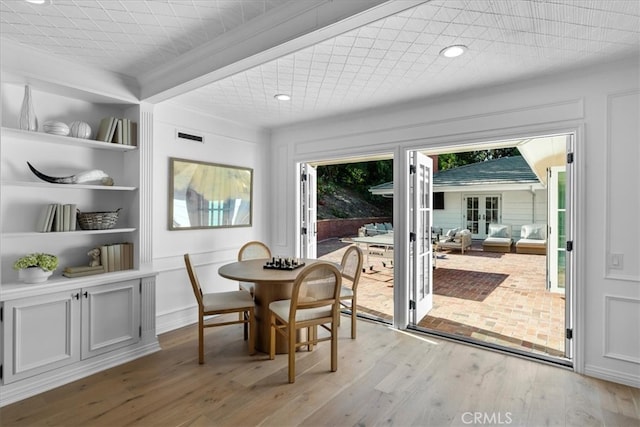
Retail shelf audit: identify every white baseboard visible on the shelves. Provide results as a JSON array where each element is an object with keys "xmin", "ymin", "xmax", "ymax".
[
  {"xmin": 584, "ymin": 364, "xmax": 640, "ymax": 388},
  {"xmin": 0, "ymin": 340, "xmax": 161, "ymax": 407},
  {"xmin": 156, "ymin": 306, "xmax": 197, "ymax": 334}
]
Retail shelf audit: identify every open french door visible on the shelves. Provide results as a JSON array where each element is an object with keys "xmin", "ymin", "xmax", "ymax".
[
  {"xmin": 300, "ymin": 163, "xmax": 317, "ymax": 259},
  {"xmin": 409, "ymin": 151, "xmax": 433, "ymax": 324}
]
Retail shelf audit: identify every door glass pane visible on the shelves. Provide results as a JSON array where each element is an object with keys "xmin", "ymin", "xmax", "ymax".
[
  {"xmin": 466, "ymin": 197, "xmax": 479, "ymax": 234},
  {"xmin": 557, "ymin": 171, "xmax": 566, "ymax": 290}
]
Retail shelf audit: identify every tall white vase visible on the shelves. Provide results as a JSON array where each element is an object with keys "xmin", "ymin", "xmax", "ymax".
[{"xmin": 19, "ymin": 85, "xmax": 38, "ymax": 131}]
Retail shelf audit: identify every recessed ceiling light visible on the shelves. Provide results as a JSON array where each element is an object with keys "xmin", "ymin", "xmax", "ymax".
[
  {"xmin": 440, "ymin": 45, "xmax": 467, "ymax": 58},
  {"xmin": 25, "ymin": 0, "xmax": 50, "ymax": 4},
  {"xmin": 274, "ymin": 94, "xmax": 291, "ymax": 101}
]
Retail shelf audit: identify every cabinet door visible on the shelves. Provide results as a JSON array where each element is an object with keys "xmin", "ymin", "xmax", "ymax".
[
  {"xmin": 2, "ymin": 291, "xmax": 81, "ymax": 384},
  {"xmin": 81, "ymin": 279, "xmax": 140, "ymax": 359}
]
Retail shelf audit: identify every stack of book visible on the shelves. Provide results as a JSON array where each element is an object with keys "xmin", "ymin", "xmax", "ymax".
[
  {"xmin": 36, "ymin": 203, "xmax": 77, "ymax": 232},
  {"xmin": 95, "ymin": 117, "xmax": 137, "ymax": 146},
  {"xmin": 99, "ymin": 242, "xmax": 134, "ymax": 272},
  {"xmin": 63, "ymin": 265, "xmax": 105, "ymax": 278}
]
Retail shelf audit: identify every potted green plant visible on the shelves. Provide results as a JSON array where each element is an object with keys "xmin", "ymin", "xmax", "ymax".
[{"xmin": 13, "ymin": 253, "xmax": 59, "ymax": 284}]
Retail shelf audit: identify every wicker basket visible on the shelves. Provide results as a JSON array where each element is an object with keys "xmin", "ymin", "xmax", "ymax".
[{"xmin": 77, "ymin": 209, "xmax": 121, "ymax": 230}]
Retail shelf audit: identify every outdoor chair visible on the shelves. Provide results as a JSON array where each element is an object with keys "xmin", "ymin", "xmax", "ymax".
[
  {"xmin": 482, "ymin": 224, "xmax": 513, "ymax": 253},
  {"xmin": 184, "ymin": 254, "xmax": 256, "ymax": 363},
  {"xmin": 268, "ymin": 262, "xmax": 342, "ymax": 383},
  {"xmin": 516, "ymin": 224, "xmax": 547, "ymax": 255},
  {"xmin": 437, "ymin": 228, "xmax": 472, "ymax": 254},
  {"xmin": 339, "ymin": 245, "xmax": 364, "ymax": 339}
]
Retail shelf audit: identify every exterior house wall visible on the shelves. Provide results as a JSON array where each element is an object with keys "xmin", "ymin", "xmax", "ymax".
[
  {"xmin": 269, "ymin": 57, "xmax": 640, "ymax": 387},
  {"xmin": 433, "ymin": 189, "xmax": 548, "ymax": 239},
  {"xmin": 433, "ymin": 192, "xmax": 463, "ymax": 233}
]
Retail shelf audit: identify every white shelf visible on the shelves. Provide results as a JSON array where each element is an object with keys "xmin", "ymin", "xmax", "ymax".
[
  {"xmin": 2, "ymin": 181, "xmax": 137, "ymax": 191},
  {"xmin": 2, "ymin": 228, "xmax": 136, "ymax": 238},
  {"xmin": 1, "ymin": 127, "xmax": 138, "ymax": 151}
]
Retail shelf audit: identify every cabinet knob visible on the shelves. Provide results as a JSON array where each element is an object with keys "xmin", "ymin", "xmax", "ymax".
[
  {"xmin": 72, "ymin": 293, "xmax": 80, "ymax": 300},
  {"xmin": 83, "ymin": 291, "xmax": 88, "ymax": 298}
]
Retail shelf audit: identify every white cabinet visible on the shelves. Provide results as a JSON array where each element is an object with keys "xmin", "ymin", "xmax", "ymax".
[
  {"xmin": 2, "ymin": 279, "xmax": 140, "ymax": 384},
  {"xmin": 81, "ymin": 280, "xmax": 141, "ymax": 359},
  {"xmin": 2, "ymin": 290, "xmax": 80, "ymax": 384}
]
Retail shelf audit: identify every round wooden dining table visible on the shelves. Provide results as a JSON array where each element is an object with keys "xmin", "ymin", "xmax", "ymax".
[{"xmin": 218, "ymin": 258, "xmax": 332, "ymax": 354}]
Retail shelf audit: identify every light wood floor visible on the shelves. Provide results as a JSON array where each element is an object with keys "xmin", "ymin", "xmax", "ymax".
[{"xmin": 2, "ymin": 315, "xmax": 638, "ymax": 426}]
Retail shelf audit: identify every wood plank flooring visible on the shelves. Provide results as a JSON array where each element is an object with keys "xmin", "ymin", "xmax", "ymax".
[{"xmin": 1, "ymin": 315, "xmax": 638, "ymax": 426}]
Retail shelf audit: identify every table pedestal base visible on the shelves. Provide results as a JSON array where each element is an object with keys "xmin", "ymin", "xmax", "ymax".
[{"xmin": 254, "ymin": 281, "xmax": 294, "ymax": 354}]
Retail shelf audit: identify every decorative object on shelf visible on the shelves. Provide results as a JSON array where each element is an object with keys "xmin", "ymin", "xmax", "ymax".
[
  {"xmin": 88, "ymin": 247, "xmax": 101, "ymax": 267},
  {"xmin": 19, "ymin": 85, "xmax": 38, "ymax": 131},
  {"xmin": 77, "ymin": 208, "xmax": 121, "ymax": 230},
  {"xmin": 13, "ymin": 252, "xmax": 59, "ymax": 284},
  {"xmin": 27, "ymin": 162, "xmax": 114, "ymax": 186},
  {"xmin": 69, "ymin": 120, "xmax": 92, "ymax": 139},
  {"xmin": 43, "ymin": 120, "xmax": 70, "ymax": 136}
]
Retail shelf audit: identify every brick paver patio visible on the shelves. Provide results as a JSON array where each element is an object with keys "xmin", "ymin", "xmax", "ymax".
[{"xmin": 318, "ymin": 238, "xmax": 566, "ymax": 358}]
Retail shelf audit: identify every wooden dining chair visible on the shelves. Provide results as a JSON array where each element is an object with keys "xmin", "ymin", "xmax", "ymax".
[
  {"xmin": 339, "ymin": 245, "xmax": 364, "ymax": 339},
  {"xmin": 184, "ymin": 254, "xmax": 256, "ymax": 363},
  {"xmin": 268, "ymin": 262, "xmax": 342, "ymax": 383},
  {"xmin": 237, "ymin": 240, "xmax": 272, "ymax": 296}
]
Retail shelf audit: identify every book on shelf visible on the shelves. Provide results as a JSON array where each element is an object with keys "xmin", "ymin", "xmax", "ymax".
[
  {"xmin": 64, "ymin": 265, "xmax": 104, "ymax": 274},
  {"xmin": 69, "ymin": 204, "xmax": 77, "ymax": 231},
  {"xmin": 98, "ymin": 242, "xmax": 134, "ymax": 272},
  {"xmin": 63, "ymin": 266, "xmax": 105, "ymax": 278},
  {"xmin": 113, "ymin": 119, "xmax": 123, "ymax": 144},
  {"xmin": 63, "ymin": 204, "xmax": 71, "ymax": 231},
  {"xmin": 95, "ymin": 116, "xmax": 137, "ymax": 145},
  {"xmin": 36, "ymin": 203, "xmax": 77, "ymax": 232},
  {"xmin": 130, "ymin": 121, "xmax": 137, "ymax": 146},
  {"xmin": 96, "ymin": 117, "xmax": 116, "ymax": 142},
  {"xmin": 54, "ymin": 203, "xmax": 63, "ymax": 232},
  {"xmin": 36, "ymin": 204, "xmax": 55, "ymax": 232}
]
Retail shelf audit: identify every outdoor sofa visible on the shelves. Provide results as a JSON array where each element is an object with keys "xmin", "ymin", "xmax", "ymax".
[
  {"xmin": 515, "ymin": 224, "xmax": 547, "ymax": 255},
  {"xmin": 482, "ymin": 224, "xmax": 513, "ymax": 253}
]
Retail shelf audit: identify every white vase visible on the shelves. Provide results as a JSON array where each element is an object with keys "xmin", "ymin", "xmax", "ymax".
[
  {"xmin": 18, "ymin": 267, "xmax": 52, "ymax": 284},
  {"xmin": 19, "ymin": 85, "xmax": 38, "ymax": 132}
]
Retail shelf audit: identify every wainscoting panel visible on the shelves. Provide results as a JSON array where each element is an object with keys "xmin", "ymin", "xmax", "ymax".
[{"xmin": 604, "ymin": 295, "xmax": 640, "ymax": 364}]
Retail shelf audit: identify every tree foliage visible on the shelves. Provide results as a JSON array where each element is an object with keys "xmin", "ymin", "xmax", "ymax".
[{"xmin": 317, "ymin": 160, "xmax": 393, "ymax": 214}]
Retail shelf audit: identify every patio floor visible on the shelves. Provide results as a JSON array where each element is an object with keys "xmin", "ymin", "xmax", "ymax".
[{"xmin": 318, "ymin": 238, "xmax": 566, "ymax": 358}]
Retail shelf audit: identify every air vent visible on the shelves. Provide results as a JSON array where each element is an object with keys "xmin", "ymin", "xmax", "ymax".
[{"xmin": 176, "ymin": 130, "xmax": 204, "ymax": 143}]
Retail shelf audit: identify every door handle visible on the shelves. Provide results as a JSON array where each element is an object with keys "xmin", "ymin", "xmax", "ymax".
[{"xmin": 72, "ymin": 292, "xmax": 80, "ymax": 300}]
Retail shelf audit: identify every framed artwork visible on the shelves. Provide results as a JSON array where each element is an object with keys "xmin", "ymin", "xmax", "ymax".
[{"xmin": 169, "ymin": 157, "xmax": 253, "ymax": 230}]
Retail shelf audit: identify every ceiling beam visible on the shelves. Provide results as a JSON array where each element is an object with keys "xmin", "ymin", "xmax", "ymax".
[{"xmin": 139, "ymin": 0, "xmax": 429, "ymax": 103}]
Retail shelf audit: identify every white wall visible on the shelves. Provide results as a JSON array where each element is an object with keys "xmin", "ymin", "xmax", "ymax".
[
  {"xmin": 269, "ymin": 57, "xmax": 640, "ymax": 387},
  {"xmin": 150, "ymin": 103, "xmax": 271, "ymax": 333}
]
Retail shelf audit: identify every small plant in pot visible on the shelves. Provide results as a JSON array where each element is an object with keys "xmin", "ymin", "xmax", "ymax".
[{"xmin": 13, "ymin": 253, "xmax": 59, "ymax": 284}]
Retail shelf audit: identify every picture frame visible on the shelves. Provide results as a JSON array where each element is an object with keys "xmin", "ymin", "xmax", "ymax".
[{"xmin": 169, "ymin": 157, "xmax": 253, "ymax": 230}]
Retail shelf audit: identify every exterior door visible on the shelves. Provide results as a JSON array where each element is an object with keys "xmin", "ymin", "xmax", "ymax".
[
  {"xmin": 464, "ymin": 194, "xmax": 501, "ymax": 238},
  {"xmin": 300, "ymin": 164, "xmax": 317, "ymax": 259},
  {"xmin": 410, "ymin": 151, "xmax": 433, "ymax": 324}
]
